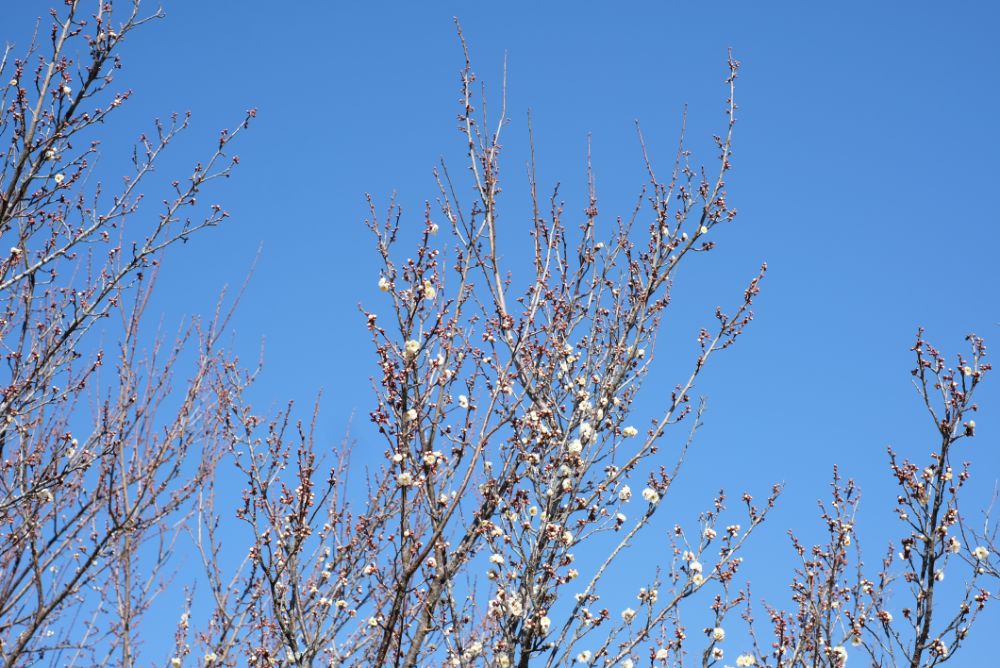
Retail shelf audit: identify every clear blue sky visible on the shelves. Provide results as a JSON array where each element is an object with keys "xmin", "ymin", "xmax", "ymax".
[{"xmin": 6, "ymin": 0, "xmax": 999, "ymax": 663}]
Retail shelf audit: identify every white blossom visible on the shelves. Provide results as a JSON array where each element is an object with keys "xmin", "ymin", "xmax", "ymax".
[{"xmin": 539, "ymin": 615, "xmax": 551, "ymax": 634}]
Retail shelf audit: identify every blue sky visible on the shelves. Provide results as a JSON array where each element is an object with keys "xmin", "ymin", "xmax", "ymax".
[{"xmin": 6, "ymin": 0, "xmax": 999, "ymax": 663}]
